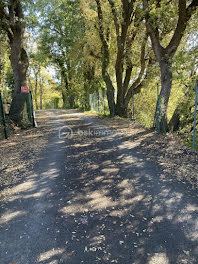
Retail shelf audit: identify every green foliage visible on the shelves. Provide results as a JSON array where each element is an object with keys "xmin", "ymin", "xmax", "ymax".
[{"xmin": 134, "ymin": 81, "xmax": 157, "ymax": 128}]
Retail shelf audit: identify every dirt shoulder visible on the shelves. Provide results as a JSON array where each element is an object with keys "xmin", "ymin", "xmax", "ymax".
[
  {"xmin": 86, "ymin": 113, "xmax": 198, "ymax": 189},
  {"xmin": 0, "ymin": 111, "xmax": 54, "ymax": 189}
]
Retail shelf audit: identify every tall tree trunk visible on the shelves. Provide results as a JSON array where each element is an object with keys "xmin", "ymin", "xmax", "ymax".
[
  {"xmin": 9, "ymin": 43, "xmax": 29, "ymax": 123},
  {"xmin": 102, "ymin": 71, "xmax": 115, "ymax": 116},
  {"xmin": 62, "ymin": 91, "xmax": 67, "ymax": 108},
  {"xmin": 65, "ymin": 78, "xmax": 74, "ymax": 109},
  {"xmin": 115, "ymin": 103, "xmax": 128, "ymax": 117},
  {"xmin": 0, "ymin": 1, "xmax": 29, "ymax": 124},
  {"xmin": 68, "ymin": 96, "xmax": 75, "ymax": 109},
  {"xmin": 159, "ymin": 60, "xmax": 173, "ymax": 118},
  {"xmin": 60, "ymin": 76, "xmax": 67, "ymax": 108},
  {"xmin": 96, "ymin": 0, "xmax": 115, "ymax": 116},
  {"xmin": 169, "ymin": 107, "xmax": 181, "ymax": 131},
  {"xmin": 83, "ymin": 83, "xmax": 90, "ymax": 111},
  {"xmin": 102, "ymin": 64, "xmax": 115, "ymax": 116},
  {"xmin": 58, "ymin": 59, "xmax": 75, "ymax": 109},
  {"xmin": 106, "ymin": 85, "xmax": 115, "ymax": 116}
]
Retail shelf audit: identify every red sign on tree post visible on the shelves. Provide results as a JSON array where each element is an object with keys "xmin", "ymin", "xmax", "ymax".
[{"xmin": 21, "ymin": 86, "xmax": 29, "ymax": 93}]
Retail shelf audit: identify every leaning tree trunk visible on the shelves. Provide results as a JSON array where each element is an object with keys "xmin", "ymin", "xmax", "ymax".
[
  {"xmin": 169, "ymin": 106, "xmax": 181, "ymax": 131},
  {"xmin": 103, "ymin": 72, "xmax": 115, "ymax": 116}
]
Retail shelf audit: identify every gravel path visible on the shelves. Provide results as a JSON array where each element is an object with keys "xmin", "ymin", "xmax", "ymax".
[{"xmin": 0, "ymin": 110, "xmax": 197, "ymax": 264}]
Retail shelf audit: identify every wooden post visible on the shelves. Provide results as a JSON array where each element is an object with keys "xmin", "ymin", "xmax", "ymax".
[
  {"xmin": 26, "ymin": 93, "xmax": 33, "ymax": 124},
  {"xmin": 30, "ymin": 91, "xmax": 36, "ymax": 127}
]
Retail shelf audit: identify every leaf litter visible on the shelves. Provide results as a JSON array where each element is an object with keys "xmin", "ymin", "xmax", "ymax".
[{"xmin": 0, "ymin": 111, "xmax": 53, "ymax": 190}]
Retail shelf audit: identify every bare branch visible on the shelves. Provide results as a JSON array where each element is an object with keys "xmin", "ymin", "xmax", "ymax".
[{"xmin": 132, "ymin": 34, "xmax": 148, "ymax": 89}]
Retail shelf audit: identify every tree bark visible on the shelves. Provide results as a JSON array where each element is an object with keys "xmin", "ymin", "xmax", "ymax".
[
  {"xmin": 57, "ymin": 57, "xmax": 75, "ymax": 109},
  {"xmin": 159, "ymin": 59, "xmax": 173, "ymax": 117},
  {"xmin": 169, "ymin": 107, "xmax": 181, "ymax": 131},
  {"xmin": 83, "ymin": 83, "xmax": 90, "ymax": 111},
  {"xmin": 65, "ymin": 77, "xmax": 75, "ymax": 109},
  {"xmin": 0, "ymin": 1, "xmax": 29, "ymax": 124},
  {"xmin": 9, "ymin": 47, "xmax": 29, "ymax": 122},
  {"xmin": 104, "ymin": 72, "xmax": 115, "ymax": 116},
  {"xmin": 62, "ymin": 91, "xmax": 67, "ymax": 108}
]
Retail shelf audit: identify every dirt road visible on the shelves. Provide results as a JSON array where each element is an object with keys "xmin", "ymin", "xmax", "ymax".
[{"xmin": 0, "ymin": 110, "xmax": 197, "ymax": 264}]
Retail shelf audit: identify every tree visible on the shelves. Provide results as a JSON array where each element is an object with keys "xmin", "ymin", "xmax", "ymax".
[
  {"xmin": 93, "ymin": 0, "xmax": 151, "ymax": 117},
  {"xmin": 143, "ymin": 0, "xmax": 198, "ymax": 126},
  {"xmin": 0, "ymin": 0, "xmax": 29, "ymax": 124},
  {"xmin": 36, "ymin": 0, "xmax": 85, "ymax": 108},
  {"xmin": 169, "ymin": 23, "xmax": 198, "ymax": 131}
]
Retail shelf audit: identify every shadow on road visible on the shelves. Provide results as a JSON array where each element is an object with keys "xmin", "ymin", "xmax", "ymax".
[{"xmin": 0, "ymin": 110, "xmax": 197, "ymax": 264}]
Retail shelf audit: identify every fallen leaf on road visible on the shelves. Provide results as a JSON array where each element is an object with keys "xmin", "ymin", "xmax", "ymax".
[{"xmin": 68, "ymin": 251, "xmax": 75, "ymax": 257}]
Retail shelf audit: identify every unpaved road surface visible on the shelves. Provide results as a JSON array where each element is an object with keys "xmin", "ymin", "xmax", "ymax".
[{"xmin": 0, "ymin": 110, "xmax": 198, "ymax": 264}]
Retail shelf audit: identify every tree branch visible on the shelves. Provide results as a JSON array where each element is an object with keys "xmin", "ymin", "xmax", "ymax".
[
  {"xmin": 132, "ymin": 35, "xmax": 147, "ymax": 89},
  {"xmin": 166, "ymin": 0, "xmax": 198, "ymax": 57},
  {"xmin": 95, "ymin": 0, "xmax": 114, "ymax": 93},
  {"xmin": 124, "ymin": 34, "xmax": 148, "ymax": 104},
  {"xmin": 108, "ymin": 0, "xmax": 120, "ymax": 45},
  {"xmin": 143, "ymin": 0, "xmax": 164, "ymax": 61}
]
